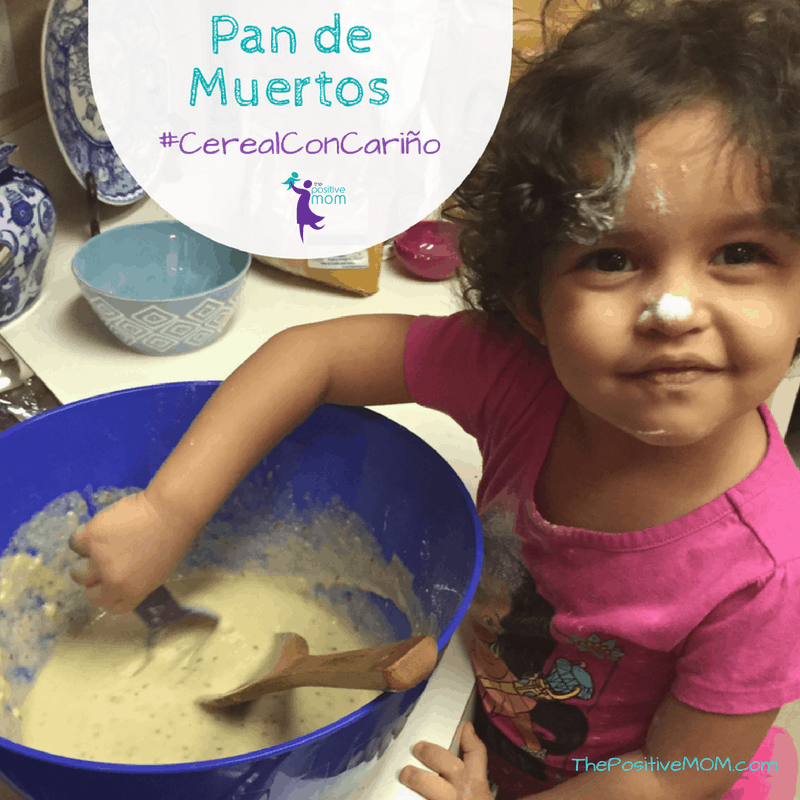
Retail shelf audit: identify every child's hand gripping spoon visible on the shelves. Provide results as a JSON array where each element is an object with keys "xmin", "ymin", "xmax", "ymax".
[{"xmin": 197, "ymin": 634, "xmax": 438, "ymax": 708}]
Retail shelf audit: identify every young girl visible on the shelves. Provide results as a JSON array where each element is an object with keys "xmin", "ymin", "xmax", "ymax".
[{"xmin": 70, "ymin": 0, "xmax": 800, "ymax": 797}]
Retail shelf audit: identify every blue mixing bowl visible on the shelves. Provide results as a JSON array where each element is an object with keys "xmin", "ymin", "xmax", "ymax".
[
  {"xmin": 0, "ymin": 383, "xmax": 482, "ymax": 800},
  {"xmin": 72, "ymin": 222, "xmax": 252, "ymax": 355}
]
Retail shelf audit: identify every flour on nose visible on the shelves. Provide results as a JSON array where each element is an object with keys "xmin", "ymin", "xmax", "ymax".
[{"xmin": 638, "ymin": 293, "xmax": 693, "ymax": 323}]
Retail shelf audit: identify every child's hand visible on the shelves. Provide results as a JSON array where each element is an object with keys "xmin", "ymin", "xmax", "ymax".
[
  {"xmin": 399, "ymin": 722, "xmax": 494, "ymax": 800},
  {"xmin": 68, "ymin": 492, "xmax": 198, "ymax": 613}
]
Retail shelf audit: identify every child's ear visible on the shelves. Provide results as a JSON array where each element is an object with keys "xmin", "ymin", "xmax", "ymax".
[{"xmin": 504, "ymin": 291, "xmax": 548, "ymax": 347}]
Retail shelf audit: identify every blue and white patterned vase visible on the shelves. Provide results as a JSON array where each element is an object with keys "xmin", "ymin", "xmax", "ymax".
[{"xmin": 0, "ymin": 141, "xmax": 57, "ymax": 325}]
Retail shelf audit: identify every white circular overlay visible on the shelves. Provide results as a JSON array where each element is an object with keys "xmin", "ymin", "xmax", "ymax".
[{"xmin": 88, "ymin": 0, "xmax": 512, "ymax": 258}]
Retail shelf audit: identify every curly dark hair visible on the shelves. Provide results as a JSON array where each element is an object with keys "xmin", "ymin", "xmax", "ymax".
[{"xmin": 448, "ymin": 0, "xmax": 800, "ymax": 339}]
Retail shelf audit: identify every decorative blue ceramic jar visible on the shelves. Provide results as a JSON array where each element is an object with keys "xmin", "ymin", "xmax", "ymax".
[{"xmin": 0, "ymin": 141, "xmax": 57, "ymax": 325}]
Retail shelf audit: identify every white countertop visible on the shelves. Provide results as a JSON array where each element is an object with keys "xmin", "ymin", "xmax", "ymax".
[{"xmin": 0, "ymin": 115, "xmax": 483, "ymax": 800}]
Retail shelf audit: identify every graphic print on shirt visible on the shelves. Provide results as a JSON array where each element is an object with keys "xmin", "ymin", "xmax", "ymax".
[{"xmin": 465, "ymin": 509, "xmax": 626, "ymax": 784}]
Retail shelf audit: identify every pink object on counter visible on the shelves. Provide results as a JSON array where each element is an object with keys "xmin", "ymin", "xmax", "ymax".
[{"xmin": 393, "ymin": 221, "xmax": 461, "ymax": 281}]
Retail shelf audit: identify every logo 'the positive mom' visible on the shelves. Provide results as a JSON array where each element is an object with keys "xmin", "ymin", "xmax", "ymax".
[{"xmin": 282, "ymin": 172, "xmax": 347, "ymax": 242}]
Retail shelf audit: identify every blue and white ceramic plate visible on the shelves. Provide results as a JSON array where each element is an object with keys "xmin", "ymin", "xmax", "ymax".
[{"xmin": 40, "ymin": 0, "xmax": 145, "ymax": 205}]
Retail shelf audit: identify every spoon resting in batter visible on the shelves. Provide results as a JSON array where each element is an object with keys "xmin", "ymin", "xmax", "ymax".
[{"xmin": 198, "ymin": 633, "xmax": 438, "ymax": 708}]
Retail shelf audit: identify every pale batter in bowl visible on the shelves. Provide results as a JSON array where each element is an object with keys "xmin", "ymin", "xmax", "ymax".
[
  {"xmin": 20, "ymin": 571, "xmax": 382, "ymax": 764},
  {"xmin": 1, "ymin": 487, "xmax": 432, "ymax": 766}
]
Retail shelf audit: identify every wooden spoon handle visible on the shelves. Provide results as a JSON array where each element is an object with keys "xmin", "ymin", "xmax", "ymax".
[
  {"xmin": 200, "ymin": 635, "xmax": 438, "ymax": 707},
  {"xmin": 278, "ymin": 635, "xmax": 439, "ymax": 693}
]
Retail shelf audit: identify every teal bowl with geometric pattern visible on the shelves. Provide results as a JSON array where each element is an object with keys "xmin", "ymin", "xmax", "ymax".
[{"xmin": 71, "ymin": 221, "xmax": 251, "ymax": 355}]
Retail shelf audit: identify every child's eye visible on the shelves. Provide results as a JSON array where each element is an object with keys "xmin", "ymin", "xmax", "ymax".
[
  {"xmin": 713, "ymin": 242, "xmax": 773, "ymax": 266},
  {"xmin": 577, "ymin": 249, "xmax": 633, "ymax": 273}
]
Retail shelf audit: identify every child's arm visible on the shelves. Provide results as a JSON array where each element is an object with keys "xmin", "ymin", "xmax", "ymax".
[
  {"xmin": 70, "ymin": 314, "xmax": 417, "ymax": 612},
  {"xmin": 400, "ymin": 693, "xmax": 780, "ymax": 800}
]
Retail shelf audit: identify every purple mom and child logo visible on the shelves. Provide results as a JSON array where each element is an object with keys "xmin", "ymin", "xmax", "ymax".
[{"xmin": 282, "ymin": 172, "xmax": 346, "ymax": 242}]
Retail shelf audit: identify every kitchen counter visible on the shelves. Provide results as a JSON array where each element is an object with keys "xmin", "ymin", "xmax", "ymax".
[{"xmin": 0, "ymin": 115, "xmax": 483, "ymax": 800}]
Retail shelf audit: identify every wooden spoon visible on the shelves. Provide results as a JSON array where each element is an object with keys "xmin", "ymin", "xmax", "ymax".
[{"xmin": 197, "ymin": 633, "xmax": 438, "ymax": 708}]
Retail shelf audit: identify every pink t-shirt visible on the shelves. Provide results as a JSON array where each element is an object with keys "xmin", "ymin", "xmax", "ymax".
[{"xmin": 404, "ymin": 312, "xmax": 800, "ymax": 791}]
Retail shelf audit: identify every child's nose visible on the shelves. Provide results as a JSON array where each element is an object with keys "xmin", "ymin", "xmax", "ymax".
[{"xmin": 635, "ymin": 291, "xmax": 709, "ymax": 335}]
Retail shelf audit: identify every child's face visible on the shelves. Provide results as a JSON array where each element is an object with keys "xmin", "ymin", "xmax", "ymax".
[{"xmin": 515, "ymin": 100, "xmax": 800, "ymax": 448}]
